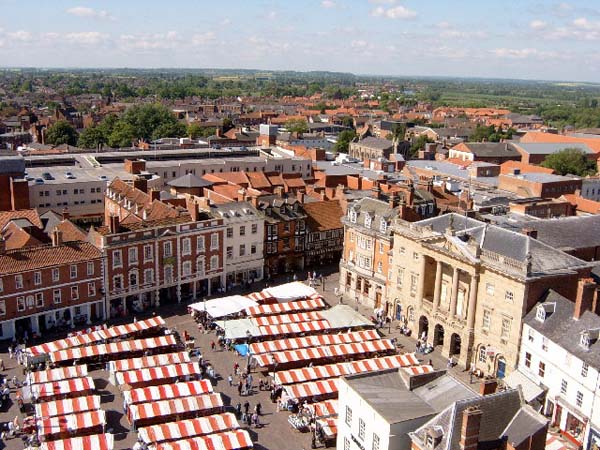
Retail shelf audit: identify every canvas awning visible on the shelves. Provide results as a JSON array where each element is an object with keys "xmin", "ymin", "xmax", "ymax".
[
  {"xmin": 124, "ymin": 380, "xmax": 213, "ymax": 405},
  {"xmin": 28, "ymin": 365, "xmax": 88, "ymax": 385},
  {"xmin": 245, "ymin": 297, "xmax": 326, "ymax": 317},
  {"xmin": 504, "ymin": 370, "xmax": 545, "ymax": 403},
  {"xmin": 154, "ymin": 429, "xmax": 253, "ymax": 450},
  {"xmin": 108, "ymin": 352, "xmax": 191, "ymax": 373},
  {"xmin": 37, "ymin": 410, "xmax": 106, "ymax": 438},
  {"xmin": 306, "ymin": 399, "xmax": 338, "ymax": 419},
  {"xmin": 189, "ymin": 295, "xmax": 258, "ymax": 318},
  {"xmin": 253, "ymin": 312, "xmax": 323, "ymax": 326},
  {"xmin": 128, "ymin": 394, "xmax": 223, "ymax": 424},
  {"xmin": 263, "ymin": 281, "xmax": 317, "ymax": 302},
  {"xmin": 284, "ymin": 379, "xmax": 339, "ymax": 401},
  {"xmin": 115, "ymin": 362, "xmax": 202, "ymax": 387},
  {"xmin": 33, "ymin": 376, "xmax": 95, "ymax": 401},
  {"xmin": 35, "ymin": 395, "xmax": 101, "ymax": 419},
  {"xmin": 138, "ymin": 413, "xmax": 239, "ymax": 444},
  {"xmin": 40, "ymin": 434, "xmax": 114, "ymax": 450}
]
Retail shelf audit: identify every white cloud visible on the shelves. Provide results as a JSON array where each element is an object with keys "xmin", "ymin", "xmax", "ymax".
[
  {"xmin": 191, "ymin": 31, "xmax": 216, "ymax": 46},
  {"xmin": 530, "ymin": 19, "xmax": 547, "ymax": 30},
  {"xmin": 66, "ymin": 6, "xmax": 114, "ymax": 21},
  {"xmin": 573, "ymin": 17, "xmax": 593, "ymax": 29},
  {"xmin": 7, "ymin": 30, "xmax": 33, "ymax": 42},
  {"xmin": 492, "ymin": 47, "xmax": 557, "ymax": 59},
  {"xmin": 266, "ymin": 11, "xmax": 277, "ymax": 20},
  {"xmin": 440, "ymin": 29, "xmax": 487, "ymax": 39},
  {"xmin": 369, "ymin": 0, "xmax": 398, "ymax": 4},
  {"xmin": 350, "ymin": 39, "xmax": 368, "ymax": 49},
  {"xmin": 437, "ymin": 21, "xmax": 451, "ymax": 29},
  {"xmin": 64, "ymin": 32, "xmax": 109, "ymax": 45},
  {"xmin": 371, "ymin": 5, "xmax": 416, "ymax": 19},
  {"xmin": 221, "ymin": 18, "xmax": 231, "ymax": 26},
  {"xmin": 321, "ymin": 0, "xmax": 336, "ymax": 8}
]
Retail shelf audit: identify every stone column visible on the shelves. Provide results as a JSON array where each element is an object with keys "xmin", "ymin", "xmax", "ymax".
[
  {"xmin": 432, "ymin": 261, "xmax": 443, "ymax": 314},
  {"xmin": 466, "ymin": 273, "xmax": 480, "ymax": 331},
  {"xmin": 176, "ymin": 283, "xmax": 182, "ymax": 304},
  {"xmin": 192, "ymin": 280, "xmax": 197, "ymax": 301},
  {"xmin": 449, "ymin": 267, "xmax": 460, "ymax": 317},
  {"xmin": 86, "ymin": 305, "xmax": 92, "ymax": 325},
  {"xmin": 32, "ymin": 315, "xmax": 40, "ymax": 335},
  {"xmin": 70, "ymin": 306, "xmax": 76, "ymax": 328},
  {"xmin": 417, "ymin": 256, "xmax": 427, "ymax": 306}
]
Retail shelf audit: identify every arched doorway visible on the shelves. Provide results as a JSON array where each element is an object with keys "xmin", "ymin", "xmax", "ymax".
[
  {"xmin": 434, "ymin": 324, "xmax": 445, "ymax": 346},
  {"xmin": 418, "ymin": 316, "xmax": 429, "ymax": 340},
  {"xmin": 450, "ymin": 333, "xmax": 461, "ymax": 356},
  {"xmin": 496, "ymin": 356, "xmax": 506, "ymax": 379}
]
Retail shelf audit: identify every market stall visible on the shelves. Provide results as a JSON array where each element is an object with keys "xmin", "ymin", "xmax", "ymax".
[
  {"xmin": 107, "ymin": 352, "xmax": 191, "ymax": 381},
  {"xmin": 258, "ymin": 320, "xmax": 331, "ymax": 337},
  {"xmin": 252, "ymin": 312, "xmax": 323, "ymax": 327},
  {"xmin": 284, "ymin": 379, "xmax": 339, "ymax": 403},
  {"xmin": 35, "ymin": 395, "xmax": 101, "ymax": 418},
  {"xmin": 306, "ymin": 399, "xmax": 338, "ymax": 419},
  {"xmin": 123, "ymin": 380, "xmax": 213, "ymax": 406},
  {"xmin": 127, "ymin": 393, "xmax": 224, "ymax": 428},
  {"xmin": 245, "ymin": 297, "xmax": 326, "ymax": 317},
  {"xmin": 154, "ymin": 429, "xmax": 253, "ymax": 450},
  {"xmin": 38, "ymin": 433, "xmax": 114, "ymax": 450},
  {"xmin": 403, "ymin": 365, "xmax": 434, "ymax": 375},
  {"xmin": 32, "ymin": 377, "xmax": 95, "ymax": 403},
  {"xmin": 28, "ymin": 365, "xmax": 88, "ymax": 385},
  {"xmin": 316, "ymin": 418, "xmax": 338, "ymax": 445},
  {"xmin": 49, "ymin": 335, "xmax": 178, "ymax": 365},
  {"xmin": 137, "ymin": 412, "xmax": 239, "ymax": 445},
  {"xmin": 37, "ymin": 410, "xmax": 106, "ymax": 441},
  {"xmin": 249, "ymin": 330, "xmax": 380, "ymax": 355},
  {"xmin": 26, "ymin": 316, "xmax": 166, "ymax": 358},
  {"xmin": 263, "ymin": 282, "xmax": 318, "ymax": 302},
  {"xmin": 114, "ymin": 362, "xmax": 202, "ymax": 388},
  {"xmin": 189, "ymin": 295, "xmax": 258, "ymax": 319}
]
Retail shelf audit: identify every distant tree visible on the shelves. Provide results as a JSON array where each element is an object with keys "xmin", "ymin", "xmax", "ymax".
[
  {"xmin": 187, "ymin": 123, "xmax": 203, "ymax": 139},
  {"xmin": 386, "ymin": 123, "xmax": 407, "ymax": 142},
  {"xmin": 340, "ymin": 116, "xmax": 354, "ymax": 129},
  {"xmin": 45, "ymin": 120, "xmax": 78, "ymax": 146},
  {"xmin": 108, "ymin": 121, "xmax": 137, "ymax": 148},
  {"xmin": 334, "ymin": 130, "xmax": 357, "ymax": 153},
  {"xmin": 222, "ymin": 118, "xmax": 234, "ymax": 132},
  {"xmin": 119, "ymin": 104, "xmax": 182, "ymax": 141},
  {"xmin": 285, "ymin": 118, "xmax": 309, "ymax": 134},
  {"xmin": 541, "ymin": 148, "xmax": 597, "ymax": 176},
  {"xmin": 410, "ymin": 135, "xmax": 434, "ymax": 156},
  {"xmin": 469, "ymin": 125, "xmax": 515, "ymax": 142},
  {"xmin": 151, "ymin": 121, "xmax": 187, "ymax": 140},
  {"xmin": 77, "ymin": 125, "xmax": 107, "ymax": 149}
]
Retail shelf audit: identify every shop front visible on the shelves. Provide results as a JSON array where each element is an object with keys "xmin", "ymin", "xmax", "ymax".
[{"xmin": 551, "ymin": 397, "xmax": 588, "ymax": 447}]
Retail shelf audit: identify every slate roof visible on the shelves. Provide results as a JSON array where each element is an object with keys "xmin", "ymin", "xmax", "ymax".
[
  {"xmin": 167, "ymin": 173, "xmax": 213, "ymax": 188},
  {"xmin": 410, "ymin": 389, "xmax": 530, "ymax": 450},
  {"xmin": 503, "ymin": 405, "xmax": 548, "ymax": 447},
  {"xmin": 512, "ymin": 142, "xmax": 594, "ymax": 155},
  {"xmin": 353, "ymin": 136, "xmax": 394, "ymax": 150},
  {"xmin": 459, "ymin": 143, "xmax": 521, "ymax": 158},
  {"xmin": 348, "ymin": 197, "xmax": 397, "ymax": 235},
  {"xmin": 524, "ymin": 289, "xmax": 600, "ymax": 369},
  {"xmin": 0, "ymin": 155, "xmax": 25, "ymax": 174},
  {"xmin": 520, "ymin": 215, "xmax": 600, "ymax": 251}
]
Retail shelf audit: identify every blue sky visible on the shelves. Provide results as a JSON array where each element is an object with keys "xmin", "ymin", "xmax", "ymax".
[{"xmin": 1, "ymin": 0, "xmax": 600, "ymax": 82}]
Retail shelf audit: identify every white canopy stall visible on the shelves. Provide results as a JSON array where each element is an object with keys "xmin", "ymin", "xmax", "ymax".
[{"xmin": 189, "ymin": 295, "xmax": 258, "ymax": 319}]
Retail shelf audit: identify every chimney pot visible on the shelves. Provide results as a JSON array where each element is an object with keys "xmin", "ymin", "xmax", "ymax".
[
  {"xmin": 575, "ymin": 278, "xmax": 596, "ymax": 320},
  {"xmin": 459, "ymin": 406, "xmax": 483, "ymax": 450},
  {"xmin": 51, "ymin": 229, "xmax": 63, "ymax": 247},
  {"xmin": 479, "ymin": 377, "xmax": 498, "ymax": 396}
]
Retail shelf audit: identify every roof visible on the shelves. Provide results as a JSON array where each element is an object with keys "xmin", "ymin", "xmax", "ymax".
[
  {"xmin": 352, "ymin": 136, "xmax": 394, "ymax": 150},
  {"xmin": 0, "ymin": 155, "xmax": 25, "ymax": 174},
  {"xmin": 167, "ymin": 173, "xmax": 213, "ymax": 188},
  {"xmin": 0, "ymin": 241, "xmax": 101, "ymax": 274},
  {"xmin": 520, "ymin": 214, "xmax": 600, "ymax": 251},
  {"xmin": 512, "ymin": 142, "xmax": 594, "ymax": 155},
  {"xmin": 348, "ymin": 197, "xmax": 398, "ymax": 235},
  {"xmin": 344, "ymin": 370, "xmax": 475, "ymax": 424},
  {"xmin": 454, "ymin": 142, "xmax": 520, "ymax": 159},
  {"xmin": 519, "ymin": 131, "xmax": 600, "ymax": 153},
  {"xmin": 503, "ymin": 405, "xmax": 548, "ymax": 447},
  {"xmin": 560, "ymin": 194, "xmax": 600, "ymax": 214},
  {"xmin": 53, "ymin": 220, "xmax": 87, "ymax": 243},
  {"xmin": 303, "ymin": 201, "xmax": 343, "ymax": 231},
  {"xmin": 500, "ymin": 161, "xmax": 555, "ymax": 175},
  {"xmin": 0, "ymin": 209, "xmax": 43, "ymax": 231},
  {"xmin": 524, "ymin": 289, "xmax": 600, "ymax": 369}
]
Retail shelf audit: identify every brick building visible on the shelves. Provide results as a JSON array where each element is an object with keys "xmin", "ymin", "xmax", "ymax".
[
  {"xmin": 498, "ymin": 172, "xmax": 582, "ymax": 198},
  {"xmin": 303, "ymin": 200, "xmax": 344, "ymax": 268}
]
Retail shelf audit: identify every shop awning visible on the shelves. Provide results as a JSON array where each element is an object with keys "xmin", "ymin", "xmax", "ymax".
[
  {"xmin": 29, "ymin": 365, "xmax": 88, "ymax": 385},
  {"xmin": 115, "ymin": 362, "xmax": 202, "ymax": 387},
  {"xmin": 253, "ymin": 311, "xmax": 324, "ymax": 326},
  {"xmin": 317, "ymin": 418, "xmax": 338, "ymax": 438},
  {"xmin": 37, "ymin": 410, "xmax": 106, "ymax": 438},
  {"xmin": 263, "ymin": 281, "xmax": 318, "ymax": 302},
  {"xmin": 124, "ymin": 380, "xmax": 213, "ymax": 405},
  {"xmin": 128, "ymin": 393, "xmax": 223, "ymax": 424},
  {"xmin": 259, "ymin": 320, "xmax": 331, "ymax": 337},
  {"xmin": 284, "ymin": 379, "xmax": 339, "ymax": 401},
  {"xmin": 246, "ymin": 297, "xmax": 326, "ymax": 317},
  {"xmin": 35, "ymin": 395, "xmax": 101, "ymax": 419},
  {"xmin": 138, "ymin": 412, "xmax": 239, "ymax": 444},
  {"xmin": 504, "ymin": 370, "xmax": 545, "ymax": 403},
  {"xmin": 108, "ymin": 352, "xmax": 191, "ymax": 373},
  {"xmin": 154, "ymin": 429, "xmax": 253, "ymax": 450},
  {"xmin": 40, "ymin": 434, "xmax": 114, "ymax": 450},
  {"xmin": 27, "ymin": 317, "xmax": 166, "ymax": 357},
  {"xmin": 306, "ymin": 399, "xmax": 338, "ymax": 419},
  {"xmin": 189, "ymin": 295, "xmax": 258, "ymax": 319},
  {"xmin": 33, "ymin": 376, "xmax": 95, "ymax": 401}
]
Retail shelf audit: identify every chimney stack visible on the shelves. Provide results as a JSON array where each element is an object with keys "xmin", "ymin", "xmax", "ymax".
[
  {"xmin": 109, "ymin": 215, "xmax": 120, "ymax": 234},
  {"xmin": 188, "ymin": 201, "xmax": 200, "ymax": 222},
  {"xmin": 459, "ymin": 406, "xmax": 483, "ymax": 450},
  {"xmin": 51, "ymin": 229, "xmax": 63, "ymax": 247},
  {"xmin": 274, "ymin": 186, "xmax": 284, "ymax": 198},
  {"xmin": 62, "ymin": 207, "xmax": 70, "ymax": 221},
  {"xmin": 574, "ymin": 277, "xmax": 596, "ymax": 320},
  {"xmin": 133, "ymin": 176, "xmax": 148, "ymax": 193},
  {"xmin": 0, "ymin": 237, "xmax": 5, "ymax": 255},
  {"xmin": 479, "ymin": 377, "xmax": 498, "ymax": 396},
  {"xmin": 150, "ymin": 190, "xmax": 161, "ymax": 202}
]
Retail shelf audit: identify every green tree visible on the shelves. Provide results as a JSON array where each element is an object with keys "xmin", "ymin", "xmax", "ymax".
[
  {"xmin": 410, "ymin": 135, "xmax": 434, "ymax": 156},
  {"xmin": 334, "ymin": 130, "xmax": 357, "ymax": 153},
  {"xmin": 120, "ymin": 104, "xmax": 183, "ymax": 141},
  {"xmin": 188, "ymin": 124, "xmax": 216, "ymax": 139},
  {"xmin": 108, "ymin": 121, "xmax": 137, "ymax": 148},
  {"xmin": 285, "ymin": 119, "xmax": 309, "ymax": 134},
  {"xmin": 77, "ymin": 125, "xmax": 107, "ymax": 149},
  {"xmin": 151, "ymin": 121, "xmax": 186, "ymax": 140},
  {"xmin": 541, "ymin": 148, "xmax": 597, "ymax": 176},
  {"xmin": 340, "ymin": 116, "xmax": 354, "ymax": 129},
  {"xmin": 45, "ymin": 120, "xmax": 78, "ymax": 146}
]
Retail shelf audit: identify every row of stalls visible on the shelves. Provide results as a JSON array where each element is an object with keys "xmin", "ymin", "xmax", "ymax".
[
  {"xmin": 191, "ymin": 282, "xmax": 433, "ymax": 447},
  {"xmin": 24, "ymin": 315, "xmax": 254, "ymax": 450}
]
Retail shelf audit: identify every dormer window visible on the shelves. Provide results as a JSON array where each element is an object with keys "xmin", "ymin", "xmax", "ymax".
[
  {"xmin": 349, "ymin": 210, "xmax": 357, "ymax": 223},
  {"xmin": 380, "ymin": 220, "xmax": 387, "ymax": 233},
  {"xmin": 365, "ymin": 214, "xmax": 372, "ymax": 229},
  {"xmin": 536, "ymin": 307, "xmax": 546, "ymax": 322}
]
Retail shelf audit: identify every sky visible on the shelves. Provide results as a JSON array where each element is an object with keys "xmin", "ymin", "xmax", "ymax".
[{"xmin": 1, "ymin": 0, "xmax": 600, "ymax": 82}]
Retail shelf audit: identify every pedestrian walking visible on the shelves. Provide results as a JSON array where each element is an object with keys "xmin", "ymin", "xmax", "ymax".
[
  {"xmin": 210, "ymin": 341, "xmax": 216, "ymax": 351},
  {"xmin": 252, "ymin": 412, "xmax": 259, "ymax": 427},
  {"xmin": 228, "ymin": 375, "xmax": 233, "ymax": 386},
  {"xmin": 255, "ymin": 402, "xmax": 262, "ymax": 415},
  {"xmin": 243, "ymin": 401, "xmax": 250, "ymax": 415},
  {"xmin": 233, "ymin": 362, "xmax": 239, "ymax": 375},
  {"xmin": 237, "ymin": 381, "xmax": 243, "ymax": 396},
  {"xmin": 0, "ymin": 359, "xmax": 5, "ymax": 371},
  {"xmin": 7, "ymin": 345, "xmax": 12, "ymax": 360}
]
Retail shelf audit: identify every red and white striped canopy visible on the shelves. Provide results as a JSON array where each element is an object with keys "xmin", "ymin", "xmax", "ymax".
[
  {"xmin": 253, "ymin": 312, "xmax": 323, "ymax": 327},
  {"xmin": 115, "ymin": 362, "xmax": 202, "ymax": 387},
  {"xmin": 306, "ymin": 399, "xmax": 338, "ymax": 419},
  {"xmin": 246, "ymin": 290, "xmax": 273, "ymax": 303},
  {"xmin": 35, "ymin": 395, "xmax": 101, "ymax": 419},
  {"xmin": 246, "ymin": 298, "xmax": 326, "ymax": 317},
  {"xmin": 27, "ymin": 317, "xmax": 166, "ymax": 357},
  {"xmin": 124, "ymin": 380, "xmax": 213, "ymax": 405},
  {"xmin": 37, "ymin": 410, "xmax": 106, "ymax": 438},
  {"xmin": 250, "ymin": 330, "xmax": 380, "ymax": 355},
  {"xmin": 284, "ymin": 379, "xmax": 339, "ymax": 401},
  {"xmin": 138, "ymin": 412, "xmax": 239, "ymax": 444},
  {"xmin": 274, "ymin": 354, "xmax": 420, "ymax": 385},
  {"xmin": 33, "ymin": 376, "xmax": 95, "ymax": 401},
  {"xmin": 403, "ymin": 365, "xmax": 434, "ymax": 375},
  {"xmin": 128, "ymin": 394, "xmax": 223, "ymax": 423},
  {"xmin": 108, "ymin": 352, "xmax": 191, "ymax": 373},
  {"xmin": 253, "ymin": 339, "xmax": 394, "ymax": 367},
  {"xmin": 29, "ymin": 365, "xmax": 88, "ymax": 385},
  {"xmin": 258, "ymin": 320, "xmax": 330, "ymax": 337},
  {"xmin": 68, "ymin": 325, "xmax": 106, "ymax": 337},
  {"xmin": 50, "ymin": 335, "xmax": 177, "ymax": 363},
  {"xmin": 155, "ymin": 429, "xmax": 253, "ymax": 450},
  {"xmin": 40, "ymin": 434, "xmax": 114, "ymax": 450},
  {"xmin": 317, "ymin": 418, "xmax": 338, "ymax": 438}
]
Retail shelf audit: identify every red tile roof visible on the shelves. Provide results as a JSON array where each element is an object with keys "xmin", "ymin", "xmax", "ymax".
[
  {"xmin": 0, "ymin": 209, "xmax": 42, "ymax": 231},
  {"xmin": 500, "ymin": 161, "xmax": 555, "ymax": 175},
  {"xmin": 303, "ymin": 200, "xmax": 343, "ymax": 231}
]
